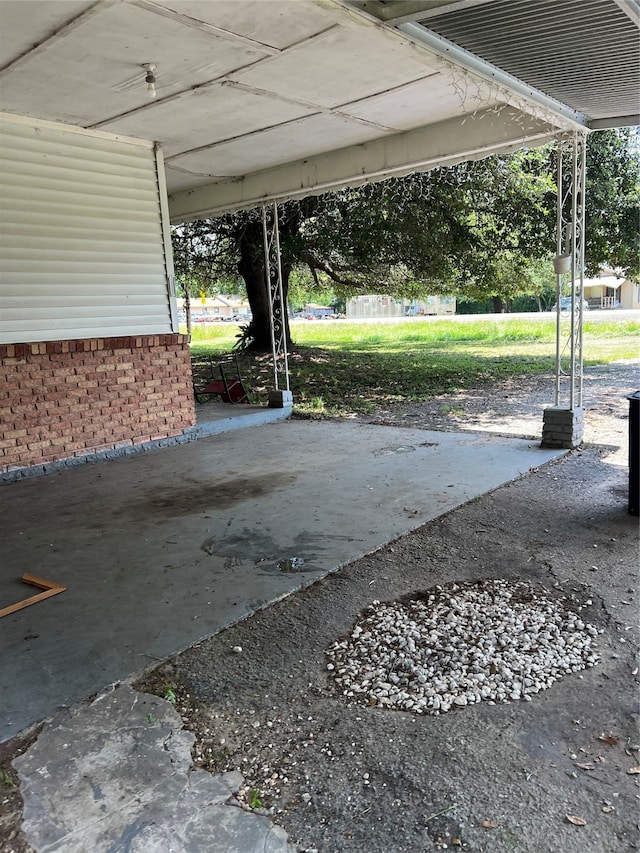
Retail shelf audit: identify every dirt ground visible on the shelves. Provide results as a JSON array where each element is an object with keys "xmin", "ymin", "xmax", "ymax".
[{"xmin": 2, "ymin": 361, "xmax": 639, "ymax": 853}]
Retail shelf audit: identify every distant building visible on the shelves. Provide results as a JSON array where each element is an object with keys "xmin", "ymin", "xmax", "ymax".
[
  {"xmin": 582, "ymin": 271, "xmax": 639, "ymax": 310},
  {"xmin": 346, "ymin": 294, "xmax": 455, "ymax": 318},
  {"xmin": 304, "ymin": 303, "xmax": 335, "ymax": 318},
  {"xmin": 176, "ymin": 295, "xmax": 251, "ymax": 321}
]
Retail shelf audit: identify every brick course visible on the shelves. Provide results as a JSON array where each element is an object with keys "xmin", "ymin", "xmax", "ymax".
[{"xmin": 0, "ymin": 335, "xmax": 195, "ymax": 473}]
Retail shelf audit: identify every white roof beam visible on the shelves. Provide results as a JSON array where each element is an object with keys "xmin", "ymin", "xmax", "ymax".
[
  {"xmin": 168, "ymin": 106, "xmax": 555, "ymax": 221},
  {"xmin": 590, "ymin": 114, "xmax": 640, "ymax": 129}
]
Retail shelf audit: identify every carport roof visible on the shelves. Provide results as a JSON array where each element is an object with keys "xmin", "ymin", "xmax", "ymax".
[{"xmin": 0, "ymin": 0, "xmax": 637, "ymax": 220}]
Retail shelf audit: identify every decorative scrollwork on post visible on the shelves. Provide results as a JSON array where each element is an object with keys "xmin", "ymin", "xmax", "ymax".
[
  {"xmin": 553, "ymin": 131, "xmax": 587, "ymax": 410},
  {"xmin": 262, "ymin": 202, "xmax": 291, "ymax": 396}
]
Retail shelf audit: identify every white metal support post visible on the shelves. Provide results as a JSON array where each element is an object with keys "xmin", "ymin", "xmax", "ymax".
[
  {"xmin": 262, "ymin": 202, "xmax": 293, "ymax": 408},
  {"xmin": 542, "ymin": 132, "xmax": 587, "ymax": 448}
]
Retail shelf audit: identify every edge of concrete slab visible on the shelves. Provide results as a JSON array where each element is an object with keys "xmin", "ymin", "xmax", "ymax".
[{"xmin": 194, "ymin": 404, "xmax": 292, "ymax": 437}]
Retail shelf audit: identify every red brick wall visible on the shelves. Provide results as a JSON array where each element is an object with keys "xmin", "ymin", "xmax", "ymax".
[{"xmin": 0, "ymin": 334, "xmax": 195, "ymax": 473}]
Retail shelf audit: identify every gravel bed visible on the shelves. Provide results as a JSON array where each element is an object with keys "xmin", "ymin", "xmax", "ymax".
[{"xmin": 327, "ymin": 579, "xmax": 601, "ymax": 714}]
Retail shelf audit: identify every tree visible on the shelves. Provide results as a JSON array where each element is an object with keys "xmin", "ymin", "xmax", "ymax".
[
  {"xmin": 296, "ymin": 148, "xmax": 557, "ymax": 312},
  {"xmin": 584, "ymin": 128, "xmax": 640, "ymax": 278},
  {"xmin": 172, "ymin": 208, "xmax": 302, "ymax": 349},
  {"xmin": 172, "ymin": 155, "xmax": 554, "ymax": 343},
  {"xmin": 232, "ymin": 208, "xmax": 302, "ymax": 350},
  {"xmin": 171, "ymin": 221, "xmax": 234, "ymax": 332}
]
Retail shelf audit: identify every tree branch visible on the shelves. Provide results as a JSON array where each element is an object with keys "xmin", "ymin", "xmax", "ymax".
[{"xmin": 300, "ymin": 250, "xmax": 365, "ymax": 288}]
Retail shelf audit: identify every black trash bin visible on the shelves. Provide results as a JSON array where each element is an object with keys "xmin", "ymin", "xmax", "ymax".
[{"xmin": 627, "ymin": 391, "xmax": 639, "ymax": 516}]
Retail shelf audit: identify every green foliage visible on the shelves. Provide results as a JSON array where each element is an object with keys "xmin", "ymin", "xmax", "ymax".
[
  {"xmin": 288, "ymin": 146, "xmax": 562, "ymax": 306},
  {"xmin": 163, "ymin": 684, "xmax": 177, "ymax": 705},
  {"xmin": 287, "ymin": 267, "xmax": 339, "ymax": 312},
  {"xmin": 172, "ymin": 221, "xmax": 228, "ymax": 299},
  {"xmin": 584, "ymin": 128, "xmax": 640, "ymax": 277},
  {"xmin": 232, "ymin": 323, "xmax": 254, "ymax": 352},
  {"xmin": 0, "ymin": 770, "xmax": 17, "ymax": 788},
  {"xmin": 249, "ymin": 789, "xmax": 262, "ymax": 809}
]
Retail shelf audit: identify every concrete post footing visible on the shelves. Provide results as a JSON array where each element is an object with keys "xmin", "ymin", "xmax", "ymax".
[
  {"xmin": 541, "ymin": 406, "xmax": 584, "ymax": 449},
  {"xmin": 268, "ymin": 389, "xmax": 294, "ymax": 408}
]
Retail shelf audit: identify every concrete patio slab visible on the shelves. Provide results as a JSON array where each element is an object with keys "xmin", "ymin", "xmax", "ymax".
[{"xmin": 0, "ymin": 419, "xmax": 564, "ymax": 740}]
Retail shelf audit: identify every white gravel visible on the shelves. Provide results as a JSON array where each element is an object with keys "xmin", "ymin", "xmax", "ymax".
[{"xmin": 326, "ymin": 579, "xmax": 600, "ymax": 714}]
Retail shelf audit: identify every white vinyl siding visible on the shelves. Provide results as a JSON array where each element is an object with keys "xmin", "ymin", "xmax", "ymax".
[{"xmin": 0, "ymin": 115, "xmax": 174, "ymax": 344}]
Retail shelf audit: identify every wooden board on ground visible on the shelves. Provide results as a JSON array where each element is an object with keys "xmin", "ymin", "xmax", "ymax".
[{"xmin": 0, "ymin": 573, "xmax": 67, "ymax": 618}]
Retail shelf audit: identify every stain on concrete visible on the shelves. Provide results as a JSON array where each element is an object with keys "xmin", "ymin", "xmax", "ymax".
[
  {"xmin": 118, "ymin": 473, "xmax": 297, "ymax": 520},
  {"xmin": 106, "ymin": 820, "xmax": 145, "ymax": 851},
  {"xmin": 373, "ymin": 442, "xmax": 438, "ymax": 457},
  {"xmin": 202, "ymin": 529, "xmax": 323, "ymax": 574},
  {"xmin": 271, "ymin": 557, "xmax": 313, "ymax": 574},
  {"xmin": 202, "ymin": 528, "xmax": 278, "ymax": 559},
  {"xmin": 373, "ymin": 445, "xmax": 417, "ymax": 456},
  {"xmin": 89, "ymin": 778, "xmax": 105, "ymax": 801}
]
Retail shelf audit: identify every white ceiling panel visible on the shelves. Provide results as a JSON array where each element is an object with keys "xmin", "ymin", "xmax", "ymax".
[
  {"xmin": 168, "ymin": 113, "xmax": 387, "ymax": 181},
  {"xmin": 0, "ymin": 1, "xmax": 270, "ymax": 126},
  {"xmin": 0, "ymin": 0, "xmax": 94, "ymax": 69},
  {"xmin": 342, "ymin": 73, "xmax": 502, "ymax": 131},
  {"xmin": 231, "ymin": 24, "xmax": 441, "ymax": 109},
  {"xmin": 153, "ymin": 0, "xmax": 336, "ymax": 49},
  {"xmin": 98, "ymin": 82, "xmax": 317, "ymax": 158}
]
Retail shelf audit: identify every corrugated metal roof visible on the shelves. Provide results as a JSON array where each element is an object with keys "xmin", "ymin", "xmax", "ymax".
[{"xmin": 412, "ymin": 0, "xmax": 639, "ymax": 122}]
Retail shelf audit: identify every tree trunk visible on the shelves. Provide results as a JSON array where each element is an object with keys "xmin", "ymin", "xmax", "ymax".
[
  {"xmin": 237, "ymin": 220, "xmax": 292, "ymax": 352},
  {"xmin": 492, "ymin": 295, "xmax": 504, "ymax": 314}
]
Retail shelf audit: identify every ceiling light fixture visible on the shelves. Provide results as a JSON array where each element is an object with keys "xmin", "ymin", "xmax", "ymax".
[{"xmin": 142, "ymin": 63, "xmax": 157, "ymax": 98}]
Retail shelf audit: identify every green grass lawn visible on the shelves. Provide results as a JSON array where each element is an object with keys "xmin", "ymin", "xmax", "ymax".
[{"xmin": 188, "ymin": 318, "xmax": 640, "ymax": 417}]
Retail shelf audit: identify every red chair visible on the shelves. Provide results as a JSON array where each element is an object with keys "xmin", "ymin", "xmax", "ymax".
[{"xmin": 194, "ymin": 354, "xmax": 250, "ymax": 404}]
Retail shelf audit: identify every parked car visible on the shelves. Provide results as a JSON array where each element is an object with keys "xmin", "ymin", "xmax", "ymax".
[{"xmin": 551, "ymin": 297, "xmax": 589, "ymax": 312}]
